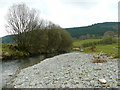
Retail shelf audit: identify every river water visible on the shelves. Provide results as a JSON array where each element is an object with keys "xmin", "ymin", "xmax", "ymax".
[{"xmin": 1, "ymin": 53, "xmax": 58, "ymax": 88}]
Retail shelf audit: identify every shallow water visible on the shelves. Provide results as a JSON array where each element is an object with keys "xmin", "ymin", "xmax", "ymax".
[{"xmin": 1, "ymin": 53, "xmax": 57, "ymax": 88}]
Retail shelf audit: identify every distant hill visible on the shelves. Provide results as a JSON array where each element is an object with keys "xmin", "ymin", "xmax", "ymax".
[
  {"xmin": 65, "ymin": 22, "xmax": 119, "ymax": 38},
  {"xmin": 1, "ymin": 35, "xmax": 15, "ymax": 44},
  {"xmin": 1, "ymin": 22, "xmax": 119, "ymax": 44}
]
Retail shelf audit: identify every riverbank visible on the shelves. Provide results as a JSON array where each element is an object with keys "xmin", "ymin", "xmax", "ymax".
[
  {"xmin": 2, "ymin": 44, "xmax": 67, "ymax": 60},
  {"xmin": 2, "ymin": 53, "xmax": 58, "ymax": 88},
  {"xmin": 11, "ymin": 52, "xmax": 119, "ymax": 88}
]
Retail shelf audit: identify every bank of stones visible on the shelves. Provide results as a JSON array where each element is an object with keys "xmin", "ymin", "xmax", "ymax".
[{"xmin": 12, "ymin": 52, "xmax": 118, "ymax": 88}]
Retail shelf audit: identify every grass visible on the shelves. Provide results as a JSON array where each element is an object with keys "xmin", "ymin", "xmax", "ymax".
[
  {"xmin": 73, "ymin": 39, "xmax": 102, "ymax": 47},
  {"xmin": 72, "ymin": 39, "xmax": 119, "ymax": 58},
  {"xmin": 84, "ymin": 43, "xmax": 119, "ymax": 58},
  {"xmin": 2, "ymin": 44, "xmax": 16, "ymax": 55},
  {"xmin": 2, "ymin": 44, "xmax": 29, "ymax": 60}
]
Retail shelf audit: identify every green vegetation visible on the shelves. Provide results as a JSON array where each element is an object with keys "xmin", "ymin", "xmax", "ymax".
[
  {"xmin": 2, "ymin": 44, "xmax": 29, "ymax": 60},
  {"xmin": 2, "ymin": 3, "xmax": 119, "ymax": 60},
  {"xmin": 72, "ymin": 30, "xmax": 119, "ymax": 58},
  {"xmin": 65, "ymin": 22, "xmax": 119, "ymax": 38},
  {"xmin": 1, "ymin": 22, "xmax": 119, "ymax": 44},
  {"xmin": 84, "ymin": 43, "xmax": 118, "ymax": 53},
  {"xmin": 96, "ymin": 44, "xmax": 118, "ymax": 53},
  {"xmin": 85, "ymin": 43, "xmax": 119, "ymax": 58},
  {"xmin": 73, "ymin": 39, "xmax": 102, "ymax": 47},
  {"xmin": 2, "ymin": 3, "xmax": 73, "ymax": 60},
  {"xmin": 73, "ymin": 38, "xmax": 119, "ymax": 58},
  {"xmin": 1, "ymin": 35, "xmax": 15, "ymax": 44}
]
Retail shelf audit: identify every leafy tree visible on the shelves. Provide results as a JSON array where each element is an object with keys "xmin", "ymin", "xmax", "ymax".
[
  {"xmin": 58, "ymin": 29, "xmax": 73, "ymax": 51},
  {"xmin": 28, "ymin": 30, "xmax": 48, "ymax": 54},
  {"xmin": 47, "ymin": 27, "xmax": 61, "ymax": 52},
  {"xmin": 6, "ymin": 3, "xmax": 73, "ymax": 55},
  {"xmin": 102, "ymin": 31, "xmax": 115, "ymax": 44},
  {"xmin": 103, "ymin": 31, "xmax": 114, "ymax": 38}
]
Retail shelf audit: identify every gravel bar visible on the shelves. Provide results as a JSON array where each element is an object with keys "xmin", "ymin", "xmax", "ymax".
[{"xmin": 12, "ymin": 52, "xmax": 119, "ymax": 88}]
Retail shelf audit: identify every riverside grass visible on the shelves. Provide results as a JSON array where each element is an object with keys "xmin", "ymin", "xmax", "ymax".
[
  {"xmin": 73, "ymin": 39, "xmax": 102, "ymax": 47},
  {"xmin": 73, "ymin": 39, "xmax": 119, "ymax": 58},
  {"xmin": 2, "ymin": 44, "xmax": 29, "ymax": 59},
  {"xmin": 84, "ymin": 43, "xmax": 118, "ymax": 53}
]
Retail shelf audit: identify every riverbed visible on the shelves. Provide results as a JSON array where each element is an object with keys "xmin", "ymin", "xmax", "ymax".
[
  {"xmin": 11, "ymin": 52, "xmax": 119, "ymax": 88},
  {"xmin": 1, "ymin": 52, "xmax": 119, "ymax": 88},
  {"xmin": 1, "ymin": 53, "xmax": 57, "ymax": 88}
]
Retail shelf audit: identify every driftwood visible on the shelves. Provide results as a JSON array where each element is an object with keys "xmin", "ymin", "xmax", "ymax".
[{"xmin": 92, "ymin": 51, "xmax": 108, "ymax": 63}]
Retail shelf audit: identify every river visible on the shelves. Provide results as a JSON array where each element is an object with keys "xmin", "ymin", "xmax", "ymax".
[{"xmin": 1, "ymin": 53, "xmax": 58, "ymax": 88}]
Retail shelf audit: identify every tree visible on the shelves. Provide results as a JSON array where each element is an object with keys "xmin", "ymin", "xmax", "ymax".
[
  {"xmin": 47, "ymin": 25, "xmax": 62, "ymax": 52},
  {"xmin": 58, "ymin": 29, "xmax": 73, "ymax": 51},
  {"xmin": 102, "ymin": 31, "xmax": 115, "ymax": 44},
  {"xmin": 6, "ymin": 3, "xmax": 73, "ymax": 54},
  {"xmin": 103, "ymin": 31, "xmax": 114, "ymax": 38},
  {"xmin": 28, "ymin": 29, "xmax": 48, "ymax": 54},
  {"xmin": 6, "ymin": 3, "xmax": 41, "ymax": 51}
]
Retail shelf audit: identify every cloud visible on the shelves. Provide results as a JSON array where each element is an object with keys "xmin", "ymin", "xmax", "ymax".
[
  {"xmin": 0, "ymin": 7, "xmax": 8, "ymax": 37},
  {"xmin": 0, "ymin": 0, "xmax": 119, "ymax": 37}
]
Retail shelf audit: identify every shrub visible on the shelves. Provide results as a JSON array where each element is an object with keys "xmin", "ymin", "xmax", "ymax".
[{"xmin": 13, "ymin": 50, "xmax": 29, "ymax": 57}]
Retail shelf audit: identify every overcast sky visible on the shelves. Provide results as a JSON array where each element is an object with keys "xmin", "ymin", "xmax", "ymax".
[{"xmin": 0, "ymin": 0, "xmax": 119, "ymax": 37}]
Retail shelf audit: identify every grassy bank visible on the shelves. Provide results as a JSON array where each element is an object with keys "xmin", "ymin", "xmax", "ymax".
[
  {"xmin": 73, "ymin": 39, "xmax": 102, "ymax": 47},
  {"xmin": 2, "ymin": 44, "xmax": 30, "ymax": 60},
  {"xmin": 84, "ymin": 43, "xmax": 119, "ymax": 58},
  {"xmin": 73, "ymin": 39, "xmax": 119, "ymax": 58}
]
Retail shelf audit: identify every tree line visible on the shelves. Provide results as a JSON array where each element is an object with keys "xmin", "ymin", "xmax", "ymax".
[
  {"xmin": 65, "ymin": 22, "xmax": 119, "ymax": 39},
  {"xmin": 80, "ymin": 31, "xmax": 118, "ymax": 48},
  {"xmin": 6, "ymin": 3, "xmax": 73, "ymax": 54}
]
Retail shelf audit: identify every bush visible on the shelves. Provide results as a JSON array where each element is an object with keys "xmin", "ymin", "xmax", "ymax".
[
  {"xmin": 27, "ymin": 24, "xmax": 73, "ymax": 54},
  {"xmin": 102, "ymin": 37, "xmax": 113, "ymax": 44},
  {"xmin": 13, "ymin": 50, "xmax": 29, "ymax": 57},
  {"xmin": 82, "ymin": 41, "xmax": 101, "ymax": 48}
]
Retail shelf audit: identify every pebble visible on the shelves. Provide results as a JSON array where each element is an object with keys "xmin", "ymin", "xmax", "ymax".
[
  {"xmin": 12, "ymin": 52, "xmax": 118, "ymax": 88},
  {"xmin": 98, "ymin": 79, "xmax": 107, "ymax": 84}
]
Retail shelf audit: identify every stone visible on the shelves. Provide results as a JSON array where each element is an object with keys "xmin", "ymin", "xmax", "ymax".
[
  {"xmin": 109, "ymin": 76, "xmax": 113, "ymax": 79},
  {"xmin": 29, "ymin": 82, "xmax": 35, "ymax": 86},
  {"xmin": 84, "ymin": 78, "xmax": 90, "ymax": 81},
  {"xmin": 80, "ymin": 49, "xmax": 84, "ymax": 52},
  {"xmin": 109, "ymin": 56, "xmax": 114, "ymax": 59},
  {"xmin": 35, "ymin": 72, "xmax": 39, "ymax": 74},
  {"xmin": 117, "ymin": 83, "xmax": 120, "ymax": 86},
  {"xmin": 8, "ymin": 73, "xmax": 13, "ymax": 76},
  {"xmin": 94, "ymin": 67, "xmax": 102, "ymax": 70},
  {"xmin": 98, "ymin": 79, "xmax": 107, "ymax": 84},
  {"xmin": 25, "ymin": 77, "xmax": 29, "ymax": 79},
  {"xmin": 10, "ymin": 52, "xmax": 118, "ymax": 88},
  {"xmin": 76, "ymin": 84, "xmax": 83, "ymax": 88},
  {"xmin": 89, "ymin": 80, "xmax": 95, "ymax": 86},
  {"xmin": 94, "ymin": 83, "xmax": 101, "ymax": 87},
  {"xmin": 75, "ymin": 81, "xmax": 79, "ymax": 84},
  {"xmin": 52, "ymin": 80, "xmax": 56, "ymax": 84}
]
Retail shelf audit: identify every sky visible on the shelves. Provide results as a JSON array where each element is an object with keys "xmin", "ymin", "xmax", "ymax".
[{"xmin": 0, "ymin": 0, "xmax": 119, "ymax": 37}]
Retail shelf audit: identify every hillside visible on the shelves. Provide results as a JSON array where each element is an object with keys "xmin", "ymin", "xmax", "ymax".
[
  {"xmin": 65, "ymin": 22, "xmax": 119, "ymax": 38},
  {"xmin": 1, "ymin": 35, "xmax": 15, "ymax": 44},
  {"xmin": 1, "ymin": 22, "xmax": 119, "ymax": 43}
]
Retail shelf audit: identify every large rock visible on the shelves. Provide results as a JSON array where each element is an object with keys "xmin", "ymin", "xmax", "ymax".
[{"xmin": 98, "ymin": 79, "xmax": 107, "ymax": 84}]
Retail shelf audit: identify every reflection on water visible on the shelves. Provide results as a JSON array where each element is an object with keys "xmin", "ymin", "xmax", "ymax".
[{"xmin": 18, "ymin": 55, "xmax": 45, "ymax": 69}]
